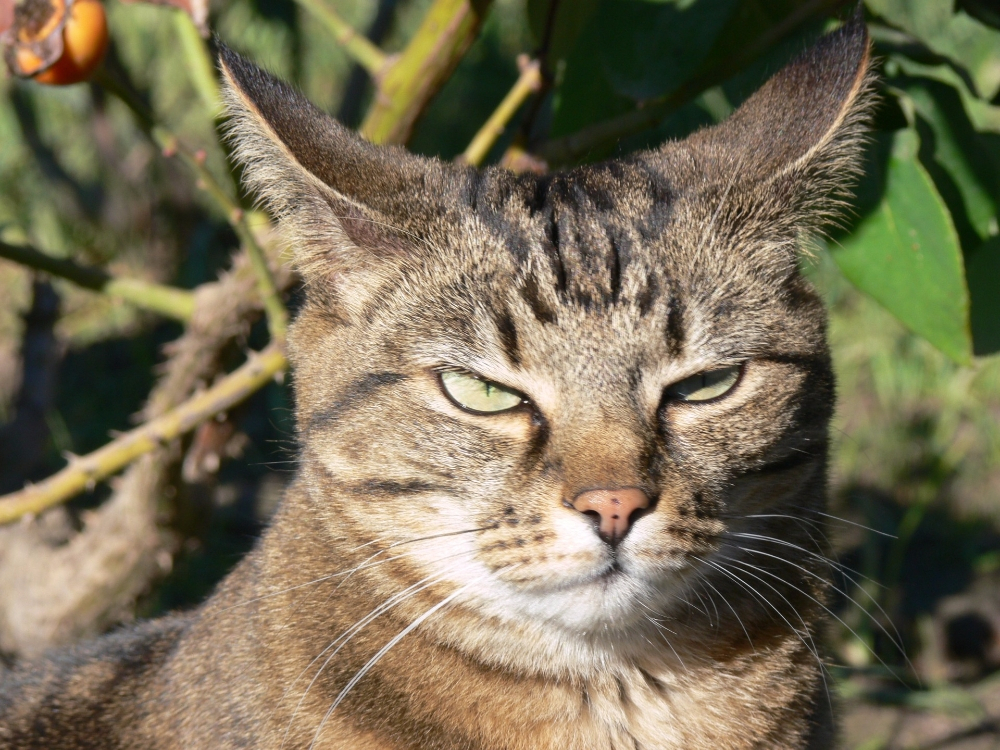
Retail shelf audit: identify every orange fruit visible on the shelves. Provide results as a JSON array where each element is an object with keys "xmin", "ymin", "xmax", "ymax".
[{"xmin": 12, "ymin": 0, "xmax": 108, "ymax": 85}]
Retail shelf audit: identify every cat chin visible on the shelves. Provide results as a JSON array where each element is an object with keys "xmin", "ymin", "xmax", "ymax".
[{"xmin": 455, "ymin": 560, "xmax": 690, "ymax": 635}]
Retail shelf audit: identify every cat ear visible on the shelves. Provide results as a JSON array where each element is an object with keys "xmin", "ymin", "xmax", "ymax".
[
  {"xmin": 669, "ymin": 11, "xmax": 874, "ymax": 223},
  {"xmin": 218, "ymin": 45, "xmax": 456, "ymax": 298}
]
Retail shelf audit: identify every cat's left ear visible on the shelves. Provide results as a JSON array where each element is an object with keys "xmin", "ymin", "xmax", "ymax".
[
  {"xmin": 218, "ymin": 45, "xmax": 462, "ymax": 308},
  {"xmin": 662, "ymin": 10, "xmax": 874, "ymax": 224}
]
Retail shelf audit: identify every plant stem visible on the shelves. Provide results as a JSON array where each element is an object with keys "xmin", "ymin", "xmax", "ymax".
[
  {"xmin": 97, "ymin": 69, "xmax": 289, "ymax": 342},
  {"xmin": 294, "ymin": 0, "xmax": 388, "ymax": 77},
  {"xmin": 459, "ymin": 57, "xmax": 541, "ymax": 166},
  {"xmin": 0, "ymin": 344, "xmax": 288, "ymax": 525},
  {"xmin": 0, "ymin": 241, "xmax": 196, "ymax": 322},
  {"xmin": 173, "ymin": 11, "xmax": 220, "ymax": 115},
  {"xmin": 360, "ymin": 0, "xmax": 493, "ymax": 145}
]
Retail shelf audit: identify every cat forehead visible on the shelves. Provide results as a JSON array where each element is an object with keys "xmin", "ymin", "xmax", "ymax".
[{"xmin": 427, "ymin": 155, "xmax": 784, "ymax": 312}]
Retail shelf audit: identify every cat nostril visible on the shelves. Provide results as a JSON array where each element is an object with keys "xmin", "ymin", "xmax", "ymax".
[{"xmin": 571, "ymin": 488, "xmax": 651, "ymax": 545}]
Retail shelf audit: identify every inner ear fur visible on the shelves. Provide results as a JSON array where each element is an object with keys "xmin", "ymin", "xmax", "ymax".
[{"xmin": 218, "ymin": 44, "xmax": 458, "ymax": 287}]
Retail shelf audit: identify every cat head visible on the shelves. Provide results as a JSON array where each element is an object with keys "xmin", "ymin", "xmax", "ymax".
[{"xmin": 220, "ymin": 16, "xmax": 872, "ymax": 648}]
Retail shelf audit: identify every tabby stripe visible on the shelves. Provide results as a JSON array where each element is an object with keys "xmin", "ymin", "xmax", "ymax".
[
  {"xmin": 306, "ymin": 371, "xmax": 406, "ymax": 432},
  {"xmin": 494, "ymin": 308, "xmax": 521, "ymax": 366}
]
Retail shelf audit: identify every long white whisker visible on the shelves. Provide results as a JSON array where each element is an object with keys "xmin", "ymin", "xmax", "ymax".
[
  {"xmin": 643, "ymin": 615, "xmax": 687, "ymax": 671},
  {"xmin": 727, "ymin": 543, "xmax": 907, "ymax": 660},
  {"xmin": 719, "ymin": 554, "xmax": 907, "ymax": 683},
  {"xmin": 280, "ymin": 555, "xmax": 475, "ymax": 747},
  {"xmin": 690, "ymin": 566, "xmax": 755, "ymax": 654},
  {"xmin": 308, "ymin": 565, "xmax": 517, "ymax": 749}
]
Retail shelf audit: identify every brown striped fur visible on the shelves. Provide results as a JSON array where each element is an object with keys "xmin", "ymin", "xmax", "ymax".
[{"xmin": 0, "ymin": 14, "xmax": 875, "ymax": 749}]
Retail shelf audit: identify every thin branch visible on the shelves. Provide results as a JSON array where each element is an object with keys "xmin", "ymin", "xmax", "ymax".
[
  {"xmin": 0, "ymin": 241, "xmax": 196, "ymax": 322},
  {"xmin": 293, "ymin": 0, "xmax": 388, "ymax": 77},
  {"xmin": 0, "ymin": 344, "xmax": 288, "ymax": 525},
  {"xmin": 173, "ymin": 11, "xmax": 220, "ymax": 115},
  {"xmin": 532, "ymin": 0, "xmax": 847, "ymax": 166},
  {"xmin": 359, "ymin": 0, "xmax": 493, "ymax": 145},
  {"xmin": 95, "ymin": 68, "xmax": 289, "ymax": 342},
  {"xmin": 458, "ymin": 56, "xmax": 541, "ymax": 166}
]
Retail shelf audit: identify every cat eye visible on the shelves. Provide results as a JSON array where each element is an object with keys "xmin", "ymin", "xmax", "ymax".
[
  {"xmin": 664, "ymin": 365, "xmax": 742, "ymax": 403},
  {"xmin": 439, "ymin": 370, "xmax": 524, "ymax": 413}
]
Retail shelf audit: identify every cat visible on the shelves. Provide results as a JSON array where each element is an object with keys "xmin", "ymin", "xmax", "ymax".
[{"xmin": 0, "ymin": 12, "xmax": 874, "ymax": 749}]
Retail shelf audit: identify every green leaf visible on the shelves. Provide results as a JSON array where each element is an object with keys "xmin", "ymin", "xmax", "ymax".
[
  {"xmin": 526, "ymin": 0, "xmax": 600, "ymax": 67},
  {"xmin": 967, "ymin": 236, "xmax": 1000, "ymax": 356},
  {"xmin": 887, "ymin": 56, "xmax": 1000, "ymax": 134},
  {"xmin": 550, "ymin": 0, "xmax": 737, "ymax": 137},
  {"xmin": 897, "ymin": 79, "xmax": 999, "ymax": 243},
  {"xmin": 866, "ymin": 0, "xmax": 1000, "ymax": 99},
  {"xmin": 834, "ymin": 129, "xmax": 973, "ymax": 364}
]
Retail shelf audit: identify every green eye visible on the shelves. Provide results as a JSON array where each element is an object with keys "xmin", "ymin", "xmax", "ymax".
[
  {"xmin": 440, "ymin": 371, "xmax": 523, "ymax": 413},
  {"xmin": 665, "ymin": 366, "xmax": 742, "ymax": 402}
]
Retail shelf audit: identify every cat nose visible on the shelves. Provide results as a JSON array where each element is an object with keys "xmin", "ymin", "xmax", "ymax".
[{"xmin": 571, "ymin": 488, "xmax": 651, "ymax": 545}]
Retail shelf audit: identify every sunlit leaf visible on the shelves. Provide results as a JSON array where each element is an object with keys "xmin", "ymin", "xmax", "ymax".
[
  {"xmin": 834, "ymin": 128, "xmax": 973, "ymax": 364},
  {"xmin": 888, "ymin": 56, "xmax": 1000, "ymax": 134},
  {"xmin": 899, "ymin": 79, "xmax": 999, "ymax": 243},
  {"xmin": 866, "ymin": 0, "xmax": 1000, "ymax": 99}
]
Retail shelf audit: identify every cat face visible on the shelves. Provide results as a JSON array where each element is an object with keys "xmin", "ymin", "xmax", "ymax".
[{"xmin": 220, "ymin": 18, "xmax": 871, "ymax": 638}]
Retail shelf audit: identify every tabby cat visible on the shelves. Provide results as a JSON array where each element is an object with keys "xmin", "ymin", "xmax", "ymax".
[{"xmin": 0, "ymin": 13, "xmax": 874, "ymax": 749}]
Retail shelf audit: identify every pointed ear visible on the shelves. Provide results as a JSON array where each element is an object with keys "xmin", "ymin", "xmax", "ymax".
[
  {"xmin": 667, "ymin": 11, "xmax": 874, "ymax": 227},
  {"xmin": 218, "ymin": 45, "xmax": 457, "ymax": 301}
]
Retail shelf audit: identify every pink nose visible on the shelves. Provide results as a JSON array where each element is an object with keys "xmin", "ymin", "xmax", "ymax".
[{"xmin": 571, "ymin": 488, "xmax": 651, "ymax": 544}]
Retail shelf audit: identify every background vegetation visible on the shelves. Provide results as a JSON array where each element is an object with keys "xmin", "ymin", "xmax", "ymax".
[{"xmin": 1, "ymin": 0, "xmax": 999, "ymax": 747}]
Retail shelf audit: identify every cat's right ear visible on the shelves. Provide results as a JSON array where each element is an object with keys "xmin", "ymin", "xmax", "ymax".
[
  {"xmin": 661, "ymin": 11, "xmax": 875, "ymax": 235},
  {"xmin": 218, "ymin": 45, "xmax": 454, "ymax": 306}
]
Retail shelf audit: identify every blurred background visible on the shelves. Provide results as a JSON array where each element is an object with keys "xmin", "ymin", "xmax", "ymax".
[{"xmin": 1, "ymin": 0, "xmax": 999, "ymax": 747}]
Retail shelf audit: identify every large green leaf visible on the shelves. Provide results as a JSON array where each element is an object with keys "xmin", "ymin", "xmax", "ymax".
[
  {"xmin": 550, "ymin": 0, "xmax": 737, "ymax": 137},
  {"xmin": 900, "ymin": 79, "xmax": 999, "ymax": 243},
  {"xmin": 834, "ymin": 129, "xmax": 973, "ymax": 364},
  {"xmin": 866, "ymin": 0, "xmax": 1000, "ymax": 99},
  {"xmin": 888, "ymin": 56, "xmax": 1000, "ymax": 134}
]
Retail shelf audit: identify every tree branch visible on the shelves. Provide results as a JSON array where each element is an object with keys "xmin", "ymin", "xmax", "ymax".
[
  {"xmin": 95, "ymin": 67, "xmax": 289, "ymax": 342},
  {"xmin": 294, "ymin": 0, "xmax": 388, "ymax": 77},
  {"xmin": 458, "ymin": 56, "xmax": 541, "ymax": 166},
  {"xmin": 359, "ymin": 0, "xmax": 493, "ymax": 145},
  {"xmin": 0, "ymin": 241, "xmax": 196, "ymax": 322},
  {"xmin": 0, "ymin": 344, "xmax": 288, "ymax": 525}
]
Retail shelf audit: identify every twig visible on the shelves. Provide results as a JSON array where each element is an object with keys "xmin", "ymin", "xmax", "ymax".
[
  {"xmin": 173, "ymin": 11, "xmax": 220, "ymax": 115},
  {"xmin": 458, "ymin": 56, "xmax": 541, "ymax": 166},
  {"xmin": 0, "ymin": 241, "xmax": 196, "ymax": 322},
  {"xmin": 0, "ymin": 344, "xmax": 288, "ymax": 525},
  {"xmin": 95, "ymin": 68, "xmax": 289, "ymax": 341},
  {"xmin": 294, "ymin": 0, "xmax": 388, "ymax": 77},
  {"xmin": 359, "ymin": 0, "xmax": 493, "ymax": 145},
  {"xmin": 533, "ymin": 0, "xmax": 847, "ymax": 166}
]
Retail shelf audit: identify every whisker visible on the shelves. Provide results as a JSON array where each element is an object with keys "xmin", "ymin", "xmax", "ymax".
[
  {"xmin": 717, "ymin": 553, "xmax": 908, "ymax": 684},
  {"xmin": 727, "ymin": 532, "xmax": 880, "ymax": 588},
  {"xmin": 806, "ymin": 510, "xmax": 897, "ymax": 539},
  {"xmin": 725, "ymin": 543, "xmax": 909, "ymax": 669},
  {"xmin": 689, "ymin": 566, "xmax": 755, "ymax": 654},
  {"xmin": 280, "ymin": 554, "xmax": 475, "ymax": 746},
  {"xmin": 643, "ymin": 615, "xmax": 687, "ymax": 671},
  {"xmin": 308, "ymin": 564, "xmax": 518, "ymax": 749}
]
